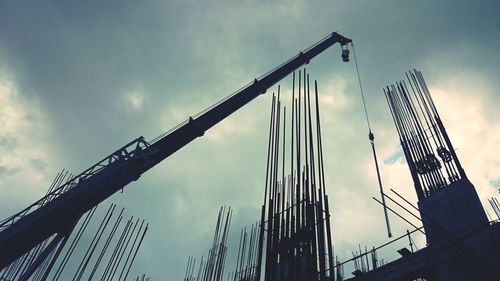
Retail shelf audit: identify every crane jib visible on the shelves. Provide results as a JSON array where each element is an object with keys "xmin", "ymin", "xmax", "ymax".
[{"xmin": 0, "ymin": 31, "xmax": 351, "ymax": 269}]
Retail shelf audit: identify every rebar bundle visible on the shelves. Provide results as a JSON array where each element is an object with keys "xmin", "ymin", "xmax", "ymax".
[
  {"xmin": 184, "ymin": 206, "xmax": 232, "ymax": 281},
  {"xmin": 488, "ymin": 197, "xmax": 500, "ymax": 220},
  {"xmin": 231, "ymin": 223, "xmax": 260, "ymax": 281},
  {"xmin": 255, "ymin": 70, "xmax": 335, "ymax": 281},
  {"xmin": 0, "ymin": 171, "xmax": 150, "ymax": 281},
  {"xmin": 384, "ymin": 69, "xmax": 466, "ymax": 200}
]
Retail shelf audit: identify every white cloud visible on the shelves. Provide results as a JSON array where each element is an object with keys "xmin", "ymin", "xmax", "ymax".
[
  {"xmin": 319, "ymin": 77, "xmax": 350, "ymax": 109},
  {"xmin": 123, "ymin": 89, "xmax": 147, "ymax": 112},
  {"xmin": 0, "ymin": 76, "xmax": 58, "ymax": 216},
  {"xmin": 429, "ymin": 80, "xmax": 500, "ymax": 207}
]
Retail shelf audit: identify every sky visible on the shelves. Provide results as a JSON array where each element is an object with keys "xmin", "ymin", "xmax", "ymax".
[{"xmin": 0, "ymin": 0, "xmax": 499, "ymax": 280}]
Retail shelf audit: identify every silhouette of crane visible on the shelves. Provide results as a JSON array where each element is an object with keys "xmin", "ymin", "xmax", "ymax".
[{"xmin": 0, "ymin": 32, "xmax": 352, "ymax": 279}]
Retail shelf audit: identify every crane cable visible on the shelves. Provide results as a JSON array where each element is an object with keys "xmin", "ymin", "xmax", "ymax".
[
  {"xmin": 351, "ymin": 43, "xmax": 371, "ymax": 132},
  {"xmin": 350, "ymin": 42, "xmax": 393, "ymax": 238}
]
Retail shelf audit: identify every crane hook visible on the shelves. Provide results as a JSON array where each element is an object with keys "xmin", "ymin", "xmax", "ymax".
[{"xmin": 341, "ymin": 43, "xmax": 350, "ymax": 62}]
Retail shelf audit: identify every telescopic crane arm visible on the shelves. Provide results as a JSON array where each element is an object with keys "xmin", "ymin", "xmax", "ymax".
[
  {"xmin": 150, "ymin": 32, "xmax": 351, "ymax": 163},
  {"xmin": 0, "ymin": 32, "xmax": 351, "ymax": 269}
]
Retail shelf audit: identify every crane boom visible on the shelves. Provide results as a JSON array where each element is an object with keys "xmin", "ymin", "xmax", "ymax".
[{"xmin": 0, "ymin": 32, "xmax": 351, "ymax": 268}]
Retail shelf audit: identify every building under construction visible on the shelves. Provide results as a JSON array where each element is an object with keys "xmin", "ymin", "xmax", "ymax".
[
  {"xmin": 180, "ymin": 69, "xmax": 500, "ymax": 281},
  {"xmin": 0, "ymin": 30, "xmax": 499, "ymax": 281}
]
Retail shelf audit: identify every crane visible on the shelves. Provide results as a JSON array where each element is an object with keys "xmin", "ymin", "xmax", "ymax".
[{"xmin": 0, "ymin": 32, "xmax": 351, "ymax": 276}]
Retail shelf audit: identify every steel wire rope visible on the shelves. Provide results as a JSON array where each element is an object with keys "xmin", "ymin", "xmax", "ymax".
[{"xmin": 350, "ymin": 42, "xmax": 392, "ymax": 238}]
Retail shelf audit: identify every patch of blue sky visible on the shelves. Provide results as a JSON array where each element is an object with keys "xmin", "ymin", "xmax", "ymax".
[
  {"xmin": 489, "ymin": 179, "xmax": 500, "ymax": 188},
  {"xmin": 384, "ymin": 148, "xmax": 404, "ymax": 165}
]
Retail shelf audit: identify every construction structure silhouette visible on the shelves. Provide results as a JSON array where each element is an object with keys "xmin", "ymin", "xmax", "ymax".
[{"xmin": 1, "ymin": 29, "xmax": 499, "ymax": 281}]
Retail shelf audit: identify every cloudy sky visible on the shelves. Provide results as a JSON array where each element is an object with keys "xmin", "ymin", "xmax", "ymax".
[{"xmin": 1, "ymin": 0, "xmax": 499, "ymax": 279}]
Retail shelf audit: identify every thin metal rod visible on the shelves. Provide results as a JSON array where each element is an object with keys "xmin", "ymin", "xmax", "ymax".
[
  {"xmin": 122, "ymin": 224, "xmax": 149, "ymax": 281},
  {"xmin": 372, "ymin": 197, "xmax": 425, "ymax": 236},
  {"xmin": 19, "ymin": 233, "xmax": 66, "ymax": 281}
]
